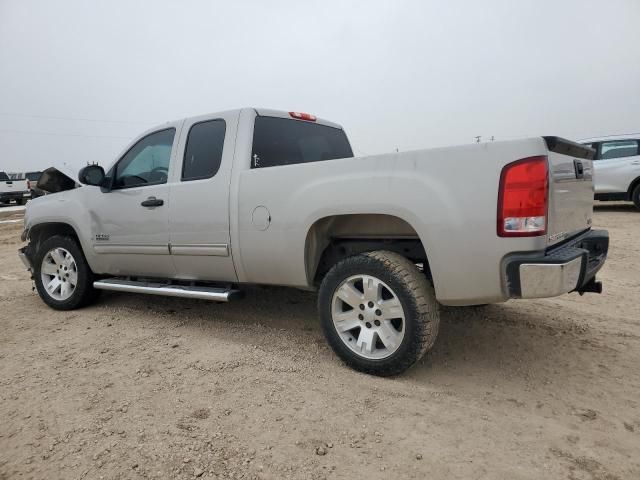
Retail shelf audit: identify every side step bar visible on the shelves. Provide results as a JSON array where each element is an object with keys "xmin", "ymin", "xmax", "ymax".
[{"xmin": 93, "ymin": 278, "xmax": 242, "ymax": 302}]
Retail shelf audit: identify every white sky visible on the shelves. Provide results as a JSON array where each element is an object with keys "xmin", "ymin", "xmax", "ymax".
[{"xmin": 1, "ymin": 0, "xmax": 639, "ymax": 172}]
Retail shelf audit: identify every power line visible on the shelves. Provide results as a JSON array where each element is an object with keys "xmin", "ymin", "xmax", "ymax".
[
  {"xmin": 0, "ymin": 112, "xmax": 154, "ymax": 125},
  {"xmin": 0, "ymin": 128, "xmax": 132, "ymax": 140}
]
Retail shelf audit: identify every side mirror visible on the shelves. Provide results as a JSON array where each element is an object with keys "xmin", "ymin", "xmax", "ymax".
[{"xmin": 78, "ymin": 165, "xmax": 105, "ymax": 186}]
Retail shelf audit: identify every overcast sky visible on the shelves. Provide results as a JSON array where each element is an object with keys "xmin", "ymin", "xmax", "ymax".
[{"xmin": 1, "ymin": 0, "xmax": 639, "ymax": 172}]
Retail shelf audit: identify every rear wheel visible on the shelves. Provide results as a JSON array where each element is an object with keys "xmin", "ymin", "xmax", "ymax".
[
  {"xmin": 34, "ymin": 235, "xmax": 99, "ymax": 310},
  {"xmin": 318, "ymin": 250, "xmax": 440, "ymax": 376},
  {"xmin": 632, "ymin": 184, "xmax": 640, "ymax": 209}
]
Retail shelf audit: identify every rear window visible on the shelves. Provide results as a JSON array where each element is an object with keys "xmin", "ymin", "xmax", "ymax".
[
  {"xmin": 251, "ymin": 116, "xmax": 353, "ymax": 169},
  {"xmin": 26, "ymin": 171, "xmax": 42, "ymax": 181},
  {"xmin": 0, "ymin": 172, "xmax": 9, "ymax": 181},
  {"xmin": 599, "ymin": 140, "xmax": 639, "ymax": 160}
]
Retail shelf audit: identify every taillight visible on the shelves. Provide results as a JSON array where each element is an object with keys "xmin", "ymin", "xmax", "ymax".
[
  {"xmin": 497, "ymin": 156, "xmax": 548, "ymax": 237},
  {"xmin": 289, "ymin": 111, "xmax": 316, "ymax": 122}
]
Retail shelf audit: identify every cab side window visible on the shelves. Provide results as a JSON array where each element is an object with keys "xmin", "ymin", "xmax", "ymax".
[
  {"xmin": 181, "ymin": 120, "xmax": 226, "ymax": 181},
  {"xmin": 114, "ymin": 128, "xmax": 175, "ymax": 189},
  {"xmin": 599, "ymin": 140, "xmax": 639, "ymax": 160}
]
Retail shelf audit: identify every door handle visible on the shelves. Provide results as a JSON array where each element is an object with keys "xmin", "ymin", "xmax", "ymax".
[
  {"xmin": 631, "ymin": 161, "xmax": 640, "ymax": 166},
  {"xmin": 141, "ymin": 197, "xmax": 164, "ymax": 207}
]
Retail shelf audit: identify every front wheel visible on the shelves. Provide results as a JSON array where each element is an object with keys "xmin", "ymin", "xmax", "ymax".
[
  {"xmin": 318, "ymin": 250, "xmax": 440, "ymax": 376},
  {"xmin": 33, "ymin": 235, "xmax": 99, "ymax": 310}
]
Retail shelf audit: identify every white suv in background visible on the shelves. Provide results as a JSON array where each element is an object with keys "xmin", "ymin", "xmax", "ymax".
[{"xmin": 580, "ymin": 134, "xmax": 640, "ymax": 209}]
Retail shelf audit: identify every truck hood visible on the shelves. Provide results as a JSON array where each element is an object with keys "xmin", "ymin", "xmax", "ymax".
[{"xmin": 36, "ymin": 166, "xmax": 79, "ymax": 193}]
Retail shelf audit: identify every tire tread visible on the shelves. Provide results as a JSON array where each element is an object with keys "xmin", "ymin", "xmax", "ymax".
[
  {"xmin": 318, "ymin": 250, "xmax": 440, "ymax": 376},
  {"xmin": 632, "ymin": 184, "xmax": 640, "ymax": 209}
]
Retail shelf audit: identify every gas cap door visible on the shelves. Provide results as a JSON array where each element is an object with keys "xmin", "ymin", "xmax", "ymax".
[{"xmin": 251, "ymin": 205, "xmax": 271, "ymax": 231}]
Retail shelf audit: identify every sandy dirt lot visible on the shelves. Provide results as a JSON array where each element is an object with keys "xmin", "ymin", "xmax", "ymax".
[{"xmin": 1, "ymin": 204, "xmax": 639, "ymax": 480}]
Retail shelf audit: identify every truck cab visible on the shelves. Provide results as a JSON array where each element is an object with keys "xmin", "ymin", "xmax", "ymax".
[{"xmin": 24, "ymin": 109, "xmax": 353, "ymax": 280}]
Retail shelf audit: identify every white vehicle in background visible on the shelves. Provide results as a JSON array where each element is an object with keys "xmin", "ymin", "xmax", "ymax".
[
  {"xmin": 0, "ymin": 171, "xmax": 30, "ymax": 205},
  {"xmin": 580, "ymin": 134, "xmax": 640, "ymax": 209}
]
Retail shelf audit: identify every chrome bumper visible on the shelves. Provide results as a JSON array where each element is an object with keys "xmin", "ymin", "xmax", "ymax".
[
  {"xmin": 518, "ymin": 257, "xmax": 582, "ymax": 298},
  {"xmin": 505, "ymin": 229, "xmax": 609, "ymax": 299}
]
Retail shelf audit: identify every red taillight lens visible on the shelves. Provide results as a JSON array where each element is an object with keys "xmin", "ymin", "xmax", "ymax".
[
  {"xmin": 289, "ymin": 111, "xmax": 317, "ymax": 122},
  {"xmin": 497, "ymin": 156, "xmax": 548, "ymax": 237}
]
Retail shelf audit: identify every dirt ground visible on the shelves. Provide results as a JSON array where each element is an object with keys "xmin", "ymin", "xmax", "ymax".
[{"xmin": 1, "ymin": 204, "xmax": 639, "ymax": 480}]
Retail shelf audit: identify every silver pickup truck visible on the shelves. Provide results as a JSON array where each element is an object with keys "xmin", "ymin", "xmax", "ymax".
[{"xmin": 19, "ymin": 108, "xmax": 609, "ymax": 375}]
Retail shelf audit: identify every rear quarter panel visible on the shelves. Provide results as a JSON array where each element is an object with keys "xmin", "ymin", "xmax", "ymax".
[{"xmin": 233, "ymin": 137, "xmax": 551, "ymax": 305}]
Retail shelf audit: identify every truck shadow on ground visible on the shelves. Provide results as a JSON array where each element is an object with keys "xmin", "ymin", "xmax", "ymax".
[
  {"xmin": 410, "ymin": 303, "xmax": 596, "ymax": 384},
  {"xmin": 98, "ymin": 285, "xmax": 596, "ymax": 385},
  {"xmin": 593, "ymin": 203, "xmax": 637, "ymax": 212}
]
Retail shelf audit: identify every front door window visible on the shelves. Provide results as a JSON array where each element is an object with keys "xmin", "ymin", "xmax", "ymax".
[{"xmin": 114, "ymin": 128, "xmax": 175, "ymax": 188}]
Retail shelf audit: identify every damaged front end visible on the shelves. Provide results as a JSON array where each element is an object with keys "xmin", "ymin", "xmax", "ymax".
[
  {"xmin": 19, "ymin": 166, "xmax": 79, "ymax": 267},
  {"xmin": 36, "ymin": 166, "xmax": 78, "ymax": 194},
  {"xmin": 18, "ymin": 245, "xmax": 33, "ymax": 272}
]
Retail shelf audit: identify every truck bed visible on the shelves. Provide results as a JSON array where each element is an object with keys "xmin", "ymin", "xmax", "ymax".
[{"xmin": 234, "ymin": 137, "xmax": 594, "ymax": 305}]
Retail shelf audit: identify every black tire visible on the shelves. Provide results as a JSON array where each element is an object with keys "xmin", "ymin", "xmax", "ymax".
[
  {"xmin": 318, "ymin": 250, "xmax": 440, "ymax": 376},
  {"xmin": 33, "ymin": 235, "xmax": 99, "ymax": 310},
  {"xmin": 19, "ymin": 197, "xmax": 28, "ymax": 205},
  {"xmin": 632, "ymin": 184, "xmax": 640, "ymax": 209}
]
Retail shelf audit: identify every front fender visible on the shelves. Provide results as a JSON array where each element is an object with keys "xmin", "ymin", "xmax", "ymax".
[{"xmin": 24, "ymin": 190, "xmax": 97, "ymax": 271}]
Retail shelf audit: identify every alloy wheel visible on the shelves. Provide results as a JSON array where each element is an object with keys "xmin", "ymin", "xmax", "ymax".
[
  {"xmin": 331, "ymin": 274, "xmax": 406, "ymax": 360},
  {"xmin": 40, "ymin": 247, "xmax": 78, "ymax": 301}
]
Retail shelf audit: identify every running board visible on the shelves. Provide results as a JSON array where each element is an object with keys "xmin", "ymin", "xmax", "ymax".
[{"xmin": 93, "ymin": 278, "xmax": 242, "ymax": 302}]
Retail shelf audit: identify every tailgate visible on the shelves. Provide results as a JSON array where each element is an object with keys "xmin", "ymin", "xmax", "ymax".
[
  {"xmin": 544, "ymin": 137, "xmax": 595, "ymax": 247},
  {"xmin": 2, "ymin": 180, "xmax": 16, "ymax": 192},
  {"xmin": 1, "ymin": 178, "xmax": 28, "ymax": 192}
]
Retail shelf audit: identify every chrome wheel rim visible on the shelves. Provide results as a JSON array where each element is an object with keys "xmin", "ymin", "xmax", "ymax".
[
  {"xmin": 331, "ymin": 274, "xmax": 406, "ymax": 360},
  {"xmin": 40, "ymin": 247, "xmax": 78, "ymax": 301}
]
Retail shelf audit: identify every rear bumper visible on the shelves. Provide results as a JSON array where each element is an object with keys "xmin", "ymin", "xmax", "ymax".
[
  {"xmin": 505, "ymin": 229, "xmax": 609, "ymax": 299},
  {"xmin": 0, "ymin": 191, "xmax": 29, "ymax": 201}
]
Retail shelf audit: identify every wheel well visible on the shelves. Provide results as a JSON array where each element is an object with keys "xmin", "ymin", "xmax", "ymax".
[
  {"xmin": 305, "ymin": 214, "xmax": 430, "ymax": 284},
  {"xmin": 28, "ymin": 223, "xmax": 81, "ymax": 257},
  {"xmin": 628, "ymin": 176, "xmax": 640, "ymax": 199}
]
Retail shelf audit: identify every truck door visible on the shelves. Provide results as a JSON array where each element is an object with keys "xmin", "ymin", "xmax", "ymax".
[
  {"xmin": 168, "ymin": 114, "xmax": 237, "ymax": 282},
  {"xmin": 86, "ymin": 127, "xmax": 177, "ymax": 277}
]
